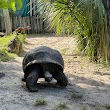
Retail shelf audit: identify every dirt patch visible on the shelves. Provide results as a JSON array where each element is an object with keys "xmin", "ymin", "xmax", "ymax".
[{"xmin": 0, "ymin": 34, "xmax": 110, "ymax": 110}]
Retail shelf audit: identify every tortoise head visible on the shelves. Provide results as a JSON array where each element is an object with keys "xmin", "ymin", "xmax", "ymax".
[{"xmin": 44, "ymin": 71, "xmax": 52, "ymax": 82}]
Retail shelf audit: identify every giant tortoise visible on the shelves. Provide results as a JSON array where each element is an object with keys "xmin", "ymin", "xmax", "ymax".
[{"xmin": 22, "ymin": 46, "xmax": 68, "ymax": 92}]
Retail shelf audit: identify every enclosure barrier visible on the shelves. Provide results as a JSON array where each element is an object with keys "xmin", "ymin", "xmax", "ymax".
[{"xmin": 0, "ymin": 16, "xmax": 51, "ymax": 34}]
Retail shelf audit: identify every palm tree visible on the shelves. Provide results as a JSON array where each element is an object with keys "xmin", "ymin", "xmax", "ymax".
[{"xmin": 36, "ymin": 0, "xmax": 110, "ymax": 64}]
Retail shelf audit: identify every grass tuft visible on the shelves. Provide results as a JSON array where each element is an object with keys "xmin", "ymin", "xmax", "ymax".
[
  {"xmin": 105, "ymin": 104, "xmax": 110, "ymax": 110},
  {"xmin": 82, "ymin": 106, "xmax": 87, "ymax": 110},
  {"xmin": 35, "ymin": 97, "xmax": 47, "ymax": 106},
  {"xmin": 55, "ymin": 102, "xmax": 68, "ymax": 110},
  {"xmin": 70, "ymin": 92, "xmax": 83, "ymax": 99}
]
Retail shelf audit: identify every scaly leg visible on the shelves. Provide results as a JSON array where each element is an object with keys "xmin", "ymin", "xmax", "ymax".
[
  {"xmin": 26, "ymin": 68, "xmax": 39, "ymax": 92},
  {"xmin": 54, "ymin": 71, "xmax": 68, "ymax": 87}
]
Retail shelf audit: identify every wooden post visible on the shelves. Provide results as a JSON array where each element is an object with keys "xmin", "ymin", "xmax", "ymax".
[
  {"xmin": 3, "ymin": 9, "xmax": 12, "ymax": 35},
  {"xmin": 30, "ymin": 0, "xmax": 33, "ymax": 16}
]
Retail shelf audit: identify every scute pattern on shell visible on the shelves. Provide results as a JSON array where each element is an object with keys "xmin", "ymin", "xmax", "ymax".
[{"xmin": 22, "ymin": 46, "xmax": 64, "ymax": 74}]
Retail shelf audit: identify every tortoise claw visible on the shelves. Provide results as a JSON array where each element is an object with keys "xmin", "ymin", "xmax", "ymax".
[{"xmin": 22, "ymin": 77, "xmax": 26, "ymax": 82}]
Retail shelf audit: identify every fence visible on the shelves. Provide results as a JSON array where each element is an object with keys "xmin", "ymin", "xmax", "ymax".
[{"xmin": 0, "ymin": 16, "xmax": 51, "ymax": 34}]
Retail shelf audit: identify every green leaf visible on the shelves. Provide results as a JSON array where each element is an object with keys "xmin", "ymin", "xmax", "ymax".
[
  {"xmin": 16, "ymin": 0, "xmax": 22, "ymax": 10},
  {"xmin": 0, "ymin": 0, "xmax": 22, "ymax": 11},
  {"xmin": 0, "ymin": 1, "xmax": 9, "ymax": 9},
  {"xmin": 8, "ymin": 0, "xmax": 16, "ymax": 11}
]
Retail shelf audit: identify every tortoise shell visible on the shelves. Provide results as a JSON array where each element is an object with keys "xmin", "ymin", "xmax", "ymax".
[{"xmin": 22, "ymin": 46, "xmax": 64, "ymax": 74}]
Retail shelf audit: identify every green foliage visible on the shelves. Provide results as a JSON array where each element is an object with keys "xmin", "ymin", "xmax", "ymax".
[
  {"xmin": 0, "ymin": 1, "xmax": 8, "ymax": 9},
  {"xmin": 16, "ymin": 0, "xmax": 23, "ymax": 10},
  {"xmin": 37, "ymin": 0, "xmax": 75, "ymax": 35},
  {"xmin": 36, "ymin": 0, "xmax": 109, "ymax": 64},
  {"xmin": 55, "ymin": 102, "xmax": 68, "ymax": 110},
  {"xmin": 0, "ymin": 33, "xmax": 25, "ymax": 61},
  {"xmin": 105, "ymin": 104, "xmax": 110, "ymax": 110},
  {"xmin": 60, "ymin": 48, "xmax": 69, "ymax": 55},
  {"xmin": 0, "ymin": 34, "xmax": 15, "ymax": 47},
  {"xmin": 0, "ymin": 49, "xmax": 16, "ymax": 62},
  {"xmin": 0, "ymin": 34, "xmax": 15, "ymax": 61},
  {"xmin": 0, "ymin": 33, "xmax": 26, "ymax": 50},
  {"xmin": 70, "ymin": 92, "xmax": 83, "ymax": 99},
  {"xmin": 35, "ymin": 97, "xmax": 47, "ymax": 106},
  {"xmin": 73, "ymin": 0, "xmax": 107, "ymax": 64},
  {"xmin": 0, "ymin": 0, "xmax": 22, "ymax": 11},
  {"xmin": 16, "ymin": 34, "xmax": 26, "ymax": 44}
]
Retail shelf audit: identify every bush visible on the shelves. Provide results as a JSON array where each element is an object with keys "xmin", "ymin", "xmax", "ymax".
[
  {"xmin": 0, "ymin": 33, "xmax": 26, "ymax": 61},
  {"xmin": 0, "ymin": 49, "xmax": 16, "ymax": 62}
]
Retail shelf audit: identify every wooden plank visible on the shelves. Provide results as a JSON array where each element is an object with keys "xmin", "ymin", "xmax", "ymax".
[{"xmin": 0, "ymin": 16, "xmax": 51, "ymax": 34}]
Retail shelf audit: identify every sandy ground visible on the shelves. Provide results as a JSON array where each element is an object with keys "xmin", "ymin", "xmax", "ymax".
[{"xmin": 0, "ymin": 34, "xmax": 110, "ymax": 110}]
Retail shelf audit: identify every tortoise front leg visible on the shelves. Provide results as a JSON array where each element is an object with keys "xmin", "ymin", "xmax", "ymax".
[{"xmin": 26, "ymin": 68, "xmax": 39, "ymax": 92}]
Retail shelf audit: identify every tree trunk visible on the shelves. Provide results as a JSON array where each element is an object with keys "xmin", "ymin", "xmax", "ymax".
[
  {"xmin": 102, "ymin": 0, "xmax": 110, "ymax": 36},
  {"xmin": 3, "ymin": 9, "xmax": 12, "ymax": 35},
  {"xmin": 102, "ymin": 0, "xmax": 110, "ymax": 61}
]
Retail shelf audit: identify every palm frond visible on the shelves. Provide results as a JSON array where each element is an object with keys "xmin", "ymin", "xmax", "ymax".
[{"xmin": 35, "ymin": 0, "xmax": 109, "ymax": 64}]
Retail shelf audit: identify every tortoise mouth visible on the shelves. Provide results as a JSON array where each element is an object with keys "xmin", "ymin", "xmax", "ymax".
[{"xmin": 23, "ymin": 60, "xmax": 64, "ymax": 74}]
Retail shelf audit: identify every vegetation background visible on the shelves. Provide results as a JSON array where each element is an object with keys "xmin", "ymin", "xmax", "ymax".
[
  {"xmin": 0, "ymin": 0, "xmax": 110, "ymax": 65},
  {"xmin": 0, "ymin": 1, "xmax": 110, "ymax": 110},
  {"xmin": 36, "ymin": 0, "xmax": 110, "ymax": 65}
]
